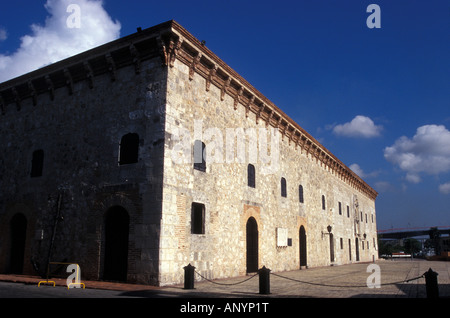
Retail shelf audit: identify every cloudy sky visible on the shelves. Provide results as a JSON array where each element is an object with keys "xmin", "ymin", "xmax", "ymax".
[{"xmin": 0, "ymin": 0, "xmax": 449, "ymax": 230}]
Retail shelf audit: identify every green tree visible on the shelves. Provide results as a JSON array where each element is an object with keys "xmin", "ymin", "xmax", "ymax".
[
  {"xmin": 428, "ymin": 227, "xmax": 441, "ymax": 255},
  {"xmin": 403, "ymin": 238, "xmax": 421, "ymax": 255}
]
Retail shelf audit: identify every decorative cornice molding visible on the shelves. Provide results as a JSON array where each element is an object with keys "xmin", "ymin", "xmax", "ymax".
[
  {"xmin": 167, "ymin": 21, "xmax": 377, "ymax": 200},
  {"xmin": 0, "ymin": 20, "xmax": 378, "ymax": 200}
]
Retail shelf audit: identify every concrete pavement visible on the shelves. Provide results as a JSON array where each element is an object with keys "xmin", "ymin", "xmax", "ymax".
[{"xmin": 0, "ymin": 259, "xmax": 448, "ymax": 298}]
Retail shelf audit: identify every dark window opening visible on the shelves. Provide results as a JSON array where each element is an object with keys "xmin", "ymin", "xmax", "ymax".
[
  {"xmin": 347, "ymin": 205, "xmax": 350, "ymax": 217},
  {"xmin": 191, "ymin": 202, "xmax": 205, "ymax": 234},
  {"xmin": 30, "ymin": 149, "xmax": 44, "ymax": 178},
  {"xmin": 322, "ymin": 195, "xmax": 326, "ymax": 210},
  {"xmin": 119, "ymin": 133, "xmax": 139, "ymax": 165},
  {"xmin": 338, "ymin": 202, "xmax": 342, "ymax": 215},
  {"xmin": 193, "ymin": 140, "xmax": 206, "ymax": 172},
  {"xmin": 299, "ymin": 185, "xmax": 304, "ymax": 203},
  {"xmin": 247, "ymin": 164, "xmax": 255, "ymax": 188},
  {"xmin": 281, "ymin": 177, "xmax": 287, "ymax": 198}
]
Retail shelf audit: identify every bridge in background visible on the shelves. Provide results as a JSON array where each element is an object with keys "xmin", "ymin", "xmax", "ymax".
[{"xmin": 377, "ymin": 226, "xmax": 450, "ymax": 239}]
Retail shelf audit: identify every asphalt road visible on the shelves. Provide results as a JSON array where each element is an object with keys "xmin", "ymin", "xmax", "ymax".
[{"xmin": 0, "ymin": 281, "xmax": 133, "ymax": 298}]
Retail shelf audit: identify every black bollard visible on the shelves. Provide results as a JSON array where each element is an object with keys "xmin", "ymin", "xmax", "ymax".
[
  {"xmin": 184, "ymin": 263, "xmax": 196, "ymax": 289},
  {"xmin": 423, "ymin": 268, "xmax": 439, "ymax": 298},
  {"xmin": 258, "ymin": 266, "xmax": 271, "ymax": 295}
]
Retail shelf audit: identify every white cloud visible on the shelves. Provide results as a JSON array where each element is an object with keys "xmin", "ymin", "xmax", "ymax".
[
  {"xmin": 349, "ymin": 163, "xmax": 379, "ymax": 179},
  {"xmin": 0, "ymin": 28, "xmax": 7, "ymax": 41},
  {"xmin": 439, "ymin": 183, "xmax": 450, "ymax": 194},
  {"xmin": 374, "ymin": 181, "xmax": 395, "ymax": 193},
  {"xmin": 349, "ymin": 163, "xmax": 365, "ymax": 177},
  {"xmin": 332, "ymin": 115, "xmax": 382, "ymax": 138},
  {"xmin": 384, "ymin": 125, "xmax": 450, "ymax": 183},
  {"xmin": 0, "ymin": 0, "xmax": 121, "ymax": 83}
]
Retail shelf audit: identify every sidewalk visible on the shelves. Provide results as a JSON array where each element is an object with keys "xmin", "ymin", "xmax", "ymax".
[{"xmin": 0, "ymin": 260, "xmax": 448, "ymax": 298}]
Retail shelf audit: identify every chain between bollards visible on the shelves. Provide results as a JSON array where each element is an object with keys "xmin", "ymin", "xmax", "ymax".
[{"xmin": 183, "ymin": 264, "xmax": 441, "ymax": 298}]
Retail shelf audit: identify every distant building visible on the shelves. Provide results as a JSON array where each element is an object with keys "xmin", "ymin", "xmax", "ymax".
[{"xmin": 0, "ymin": 21, "xmax": 378, "ymax": 286}]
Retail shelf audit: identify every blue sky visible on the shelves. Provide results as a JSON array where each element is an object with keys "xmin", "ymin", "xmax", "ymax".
[{"xmin": 1, "ymin": 0, "xmax": 449, "ymax": 230}]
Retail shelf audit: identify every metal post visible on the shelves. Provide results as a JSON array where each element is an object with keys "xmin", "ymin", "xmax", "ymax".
[
  {"xmin": 423, "ymin": 268, "xmax": 439, "ymax": 298},
  {"xmin": 258, "ymin": 266, "xmax": 271, "ymax": 294},
  {"xmin": 183, "ymin": 263, "xmax": 195, "ymax": 289}
]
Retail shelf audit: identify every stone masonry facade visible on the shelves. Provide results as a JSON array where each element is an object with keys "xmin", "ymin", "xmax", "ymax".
[{"xmin": 0, "ymin": 21, "xmax": 378, "ymax": 286}]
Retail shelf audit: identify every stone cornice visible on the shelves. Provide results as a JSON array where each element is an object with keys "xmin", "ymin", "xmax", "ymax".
[
  {"xmin": 0, "ymin": 20, "xmax": 378, "ymax": 200},
  {"xmin": 167, "ymin": 21, "xmax": 378, "ymax": 201},
  {"xmin": 0, "ymin": 20, "xmax": 174, "ymax": 112}
]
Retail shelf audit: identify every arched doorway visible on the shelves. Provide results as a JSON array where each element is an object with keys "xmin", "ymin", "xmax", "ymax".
[
  {"xmin": 103, "ymin": 206, "xmax": 129, "ymax": 282},
  {"xmin": 9, "ymin": 213, "xmax": 27, "ymax": 274},
  {"xmin": 246, "ymin": 217, "xmax": 258, "ymax": 273},
  {"xmin": 299, "ymin": 226, "xmax": 307, "ymax": 268}
]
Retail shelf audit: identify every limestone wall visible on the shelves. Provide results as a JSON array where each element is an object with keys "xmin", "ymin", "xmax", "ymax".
[{"xmin": 160, "ymin": 59, "xmax": 377, "ymax": 285}]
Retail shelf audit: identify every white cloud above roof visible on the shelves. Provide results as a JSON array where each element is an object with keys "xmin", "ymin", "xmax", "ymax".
[
  {"xmin": 332, "ymin": 115, "xmax": 382, "ymax": 138},
  {"xmin": 384, "ymin": 124, "xmax": 450, "ymax": 183},
  {"xmin": 0, "ymin": 0, "xmax": 121, "ymax": 83},
  {"xmin": 0, "ymin": 28, "xmax": 7, "ymax": 41}
]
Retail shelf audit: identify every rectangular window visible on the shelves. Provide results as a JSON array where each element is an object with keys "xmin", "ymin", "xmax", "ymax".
[
  {"xmin": 347, "ymin": 205, "xmax": 350, "ymax": 217},
  {"xmin": 281, "ymin": 177, "xmax": 287, "ymax": 198},
  {"xmin": 31, "ymin": 149, "xmax": 44, "ymax": 178},
  {"xmin": 191, "ymin": 202, "xmax": 205, "ymax": 234},
  {"xmin": 193, "ymin": 140, "xmax": 206, "ymax": 172},
  {"xmin": 338, "ymin": 202, "xmax": 342, "ymax": 215},
  {"xmin": 119, "ymin": 133, "xmax": 139, "ymax": 165},
  {"xmin": 247, "ymin": 164, "xmax": 255, "ymax": 188}
]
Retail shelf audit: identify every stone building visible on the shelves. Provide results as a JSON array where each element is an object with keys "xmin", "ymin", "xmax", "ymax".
[{"xmin": 0, "ymin": 20, "xmax": 378, "ymax": 286}]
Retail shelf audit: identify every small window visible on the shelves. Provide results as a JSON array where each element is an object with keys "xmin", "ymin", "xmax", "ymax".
[
  {"xmin": 347, "ymin": 205, "xmax": 350, "ymax": 217},
  {"xmin": 193, "ymin": 140, "xmax": 206, "ymax": 172},
  {"xmin": 191, "ymin": 202, "xmax": 205, "ymax": 234},
  {"xmin": 247, "ymin": 164, "xmax": 255, "ymax": 188},
  {"xmin": 31, "ymin": 149, "xmax": 44, "ymax": 178},
  {"xmin": 299, "ymin": 185, "xmax": 304, "ymax": 203},
  {"xmin": 119, "ymin": 133, "xmax": 139, "ymax": 165},
  {"xmin": 338, "ymin": 202, "xmax": 342, "ymax": 215},
  {"xmin": 281, "ymin": 177, "xmax": 287, "ymax": 198},
  {"xmin": 322, "ymin": 195, "xmax": 326, "ymax": 210}
]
